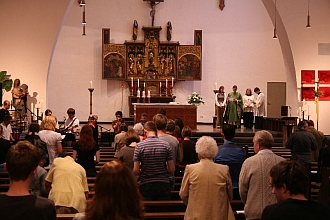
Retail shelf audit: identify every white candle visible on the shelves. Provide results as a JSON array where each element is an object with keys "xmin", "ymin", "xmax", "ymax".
[
  {"xmin": 148, "ymin": 90, "xmax": 151, "ymax": 97},
  {"xmin": 166, "ymin": 79, "xmax": 168, "ymax": 89},
  {"xmin": 137, "ymin": 89, "xmax": 140, "ymax": 97},
  {"xmin": 137, "ymin": 79, "xmax": 140, "ymax": 88},
  {"xmin": 172, "ymin": 77, "xmax": 174, "ymax": 86},
  {"xmin": 215, "ymin": 83, "xmax": 218, "ymax": 90},
  {"xmin": 90, "ymin": 81, "xmax": 93, "ymax": 88},
  {"xmin": 160, "ymin": 82, "xmax": 162, "ymax": 94},
  {"xmin": 308, "ymin": 105, "xmax": 310, "ymax": 115},
  {"xmin": 142, "ymin": 91, "xmax": 145, "ymax": 98},
  {"xmin": 34, "ymin": 108, "xmax": 37, "ymax": 121},
  {"xmin": 131, "ymin": 77, "xmax": 133, "ymax": 87},
  {"xmin": 40, "ymin": 99, "xmax": 43, "ymax": 113}
]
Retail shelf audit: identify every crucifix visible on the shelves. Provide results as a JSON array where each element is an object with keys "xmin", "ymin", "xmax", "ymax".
[{"xmin": 144, "ymin": 0, "xmax": 164, "ymax": 26}]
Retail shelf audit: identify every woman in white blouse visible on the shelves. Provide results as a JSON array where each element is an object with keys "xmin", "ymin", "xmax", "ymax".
[
  {"xmin": 242, "ymin": 88, "xmax": 254, "ymax": 129},
  {"xmin": 215, "ymin": 86, "xmax": 227, "ymax": 127}
]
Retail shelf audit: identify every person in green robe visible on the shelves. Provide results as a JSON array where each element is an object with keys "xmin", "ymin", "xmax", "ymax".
[{"xmin": 225, "ymin": 85, "xmax": 243, "ymax": 128}]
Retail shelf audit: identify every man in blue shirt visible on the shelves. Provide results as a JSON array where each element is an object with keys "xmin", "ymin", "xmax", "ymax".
[{"xmin": 214, "ymin": 124, "xmax": 246, "ymax": 199}]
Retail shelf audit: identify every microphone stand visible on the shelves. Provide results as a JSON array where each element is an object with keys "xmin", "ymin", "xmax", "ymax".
[
  {"xmin": 26, "ymin": 107, "xmax": 42, "ymax": 123},
  {"xmin": 99, "ymin": 125, "xmax": 111, "ymax": 132}
]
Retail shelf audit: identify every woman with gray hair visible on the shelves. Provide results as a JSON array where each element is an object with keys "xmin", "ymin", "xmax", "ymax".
[
  {"xmin": 179, "ymin": 136, "xmax": 235, "ymax": 220},
  {"xmin": 133, "ymin": 123, "xmax": 144, "ymax": 141}
]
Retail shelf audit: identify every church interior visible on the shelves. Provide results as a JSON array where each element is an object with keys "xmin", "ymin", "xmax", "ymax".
[
  {"xmin": 1, "ymin": 1, "xmax": 330, "ymax": 219},
  {"xmin": 1, "ymin": 0, "xmax": 330, "ymax": 133}
]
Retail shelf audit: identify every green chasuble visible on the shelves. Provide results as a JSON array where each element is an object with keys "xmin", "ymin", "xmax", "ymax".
[{"xmin": 226, "ymin": 92, "xmax": 243, "ymax": 122}]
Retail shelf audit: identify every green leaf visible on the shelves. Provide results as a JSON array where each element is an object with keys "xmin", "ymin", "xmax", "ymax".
[
  {"xmin": 2, "ymin": 79, "xmax": 13, "ymax": 92},
  {"xmin": 0, "ymin": 71, "xmax": 7, "ymax": 82}
]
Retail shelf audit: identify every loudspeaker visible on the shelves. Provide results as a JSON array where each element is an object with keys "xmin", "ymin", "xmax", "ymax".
[{"xmin": 281, "ymin": 106, "xmax": 289, "ymax": 117}]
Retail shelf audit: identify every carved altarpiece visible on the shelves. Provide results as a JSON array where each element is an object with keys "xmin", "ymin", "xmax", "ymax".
[{"xmin": 102, "ymin": 26, "xmax": 202, "ymax": 115}]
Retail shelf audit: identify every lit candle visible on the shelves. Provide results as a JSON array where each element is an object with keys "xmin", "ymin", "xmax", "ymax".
[
  {"xmin": 142, "ymin": 91, "xmax": 145, "ymax": 98},
  {"xmin": 160, "ymin": 82, "xmax": 162, "ymax": 94},
  {"xmin": 90, "ymin": 81, "xmax": 93, "ymax": 88},
  {"xmin": 40, "ymin": 99, "xmax": 43, "ymax": 113},
  {"xmin": 148, "ymin": 90, "xmax": 151, "ymax": 98},
  {"xmin": 131, "ymin": 77, "xmax": 133, "ymax": 87},
  {"xmin": 215, "ymin": 83, "xmax": 218, "ymax": 90},
  {"xmin": 137, "ymin": 89, "xmax": 140, "ymax": 97},
  {"xmin": 308, "ymin": 105, "xmax": 310, "ymax": 115},
  {"xmin": 137, "ymin": 79, "xmax": 140, "ymax": 88},
  {"xmin": 172, "ymin": 77, "xmax": 174, "ymax": 86},
  {"xmin": 166, "ymin": 79, "xmax": 168, "ymax": 89}
]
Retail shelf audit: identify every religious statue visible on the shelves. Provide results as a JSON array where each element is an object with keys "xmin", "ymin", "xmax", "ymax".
[
  {"xmin": 160, "ymin": 54, "xmax": 167, "ymax": 75},
  {"xmin": 11, "ymin": 78, "xmax": 28, "ymax": 116},
  {"xmin": 148, "ymin": 51, "xmax": 154, "ymax": 65},
  {"xmin": 128, "ymin": 54, "xmax": 135, "ymax": 75},
  {"xmin": 168, "ymin": 54, "xmax": 174, "ymax": 74},
  {"xmin": 167, "ymin": 21, "xmax": 172, "ymax": 41},
  {"xmin": 133, "ymin": 20, "xmax": 138, "ymax": 40},
  {"xmin": 136, "ymin": 54, "xmax": 143, "ymax": 76}
]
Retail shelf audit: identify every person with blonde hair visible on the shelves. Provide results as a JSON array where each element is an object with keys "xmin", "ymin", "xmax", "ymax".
[
  {"xmin": 74, "ymin": 160, "xmax": 144, "ymax": 220},
  {"xmin": 39, "ymin": 116, "xmax": 62, "ymax": 167},
  {"xmin": 180, "ymin": 136, "xmax": 235, "ymax": 220}
]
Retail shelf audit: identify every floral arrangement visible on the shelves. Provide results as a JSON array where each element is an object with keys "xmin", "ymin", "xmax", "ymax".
[
  {"xmin": 187, "ymin": 92, "xmax": 205, "ymax": 106},
  {"xmin": 313, "ymin": 89, "xmax": 323, "ymax": 98}
]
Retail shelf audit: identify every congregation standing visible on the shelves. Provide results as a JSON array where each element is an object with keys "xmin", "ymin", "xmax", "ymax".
[{"xmin": 0, "ymin": 98, "xmax": 330, "ymax": 220}]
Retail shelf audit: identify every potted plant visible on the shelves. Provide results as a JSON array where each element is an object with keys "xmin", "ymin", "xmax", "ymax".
[{"xmin": 0, "ymin": 71, "xmax": 13, "ymax": 103}]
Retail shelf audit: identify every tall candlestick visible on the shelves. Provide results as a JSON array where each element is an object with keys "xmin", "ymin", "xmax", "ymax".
[
  {"xmin": 166, "ymin": 79, "xmax": 168, "ymax": 89},
  {"xmin": 142, "ymin": 91, "xmax": 145, "ymax": 98},
  {"xmin": 90, "ymin": 81, "xmax": 93, "ymax": 88},
  {"xmin": 172, "ymin": 77, "xmax": 174, "ymax": 86},
  {"xmin": 147, "ymin": 90, "xmax": 151, "ymax": 98},
  {"xmin": 137, "ymin": 79, "xmax": 140, "ymax": 88}
]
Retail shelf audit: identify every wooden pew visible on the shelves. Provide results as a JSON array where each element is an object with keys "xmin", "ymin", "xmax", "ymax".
[{"xmin": 56, "ymin": 213, "xmax": 186, "ymax": 220}]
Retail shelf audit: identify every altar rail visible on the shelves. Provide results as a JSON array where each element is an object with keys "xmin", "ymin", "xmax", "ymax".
[{"xmin": 134, "ymin": 103, "xmax": 197, "ymax": 130}]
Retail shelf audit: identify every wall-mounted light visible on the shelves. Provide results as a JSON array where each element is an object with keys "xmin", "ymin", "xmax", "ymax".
[
  {"xmin": 306, "ymin": 0, "xmax": 311, "ymax": 28},
  {"xmin": 273, "ymin": 0, "xmax": 278, "ymax": 39},
  {"xmin": 78, "ymin": 0, "xmax": 86, "ymax": 36}
]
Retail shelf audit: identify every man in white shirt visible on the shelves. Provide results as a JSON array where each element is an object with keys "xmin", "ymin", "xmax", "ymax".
[
  {"xmin": 62, "ymin": 108, "xmax": 80, "ymax": 132},
  {"xmin": 1, "ymin": 115, "xmax": 14, "ymax": 141},
  {"xmin": 254, "ymin": 87, "xmax": 265, "ymax": 129},
  {"xmin": 60, "ymin": 108, "xmax": 80, "ymax": 144}
]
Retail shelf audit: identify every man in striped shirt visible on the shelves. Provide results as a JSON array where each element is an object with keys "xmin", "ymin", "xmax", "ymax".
[{"xmin": 133, "ymin": 121, "xmax": 175, "ymax": 200}]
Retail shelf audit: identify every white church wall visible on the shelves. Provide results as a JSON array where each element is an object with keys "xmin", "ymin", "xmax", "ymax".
[
  {"xmin": 2, "ymin": 0, "xmax": 330, "ymax": 133},
  {"xmin": 48, "ymin": 0, "xmax": 286, "ymax": 124}
]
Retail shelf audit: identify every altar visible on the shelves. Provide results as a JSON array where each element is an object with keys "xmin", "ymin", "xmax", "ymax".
[{"xmin": 134, "ymin": 103, "xmax": 197, "ymax": 130}]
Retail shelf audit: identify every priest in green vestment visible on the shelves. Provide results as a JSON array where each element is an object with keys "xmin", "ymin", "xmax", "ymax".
[{"xmin": 225, "ymin": 85, "xmax": 243, "ymax": 128}]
